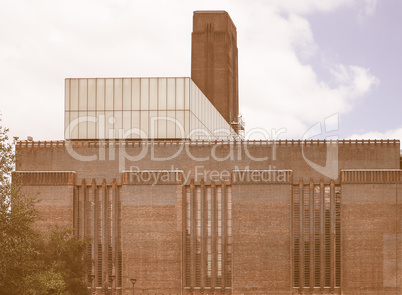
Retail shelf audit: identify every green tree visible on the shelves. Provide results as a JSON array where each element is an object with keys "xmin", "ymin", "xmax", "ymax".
[
  {"xmin": 42, "ymin": 227, "xmax": 91, "ymax": 295},
  {"xmin": 0, "ymin": 122, "xmax": 90, "ymax": 295},
  {"xmin": 20, "ymin": 227, "xmax": 91, "ymax": 295},
  {"xmin": 23, "ymin": 269, "xmax": 68, "ymax": 295},
  {"xmin": 0, "ymin": 123, "xmax": 42, "ymax": 294}
]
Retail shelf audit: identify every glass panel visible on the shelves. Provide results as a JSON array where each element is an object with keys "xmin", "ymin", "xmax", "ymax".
[
  {"xmin": 149, "ymin": 78, "xmax": 158, "ymax": 110},
  {"xmin": 167, "ymin": 78, "xmax": 175, "ymax": 110},
  {"xmin": 122, "ymin": 78, "xmax": 131, "ymax": 110},
  {"xmin": 65, "ymin": 79, "xmax": 70, "ymax": 111},
  {"xmin": 114, "ymin": 78, "xmax": 123, "ymax": 111},
  {"xmin": 166, "ymin": 111, "xmax": 175, "ymax": 138},
  {"xmin": 64, "ymin": 111, "xmax": 70, "ymax": 139},
  {"xmin": 149, "ymin": 111, "xmax": 158, "ymax": 138},
  {"xmin": 158, "ymin": 78, "xmax": 167, "ymax": 110},
  {"xmin": 176, "ymin": 78, "xmax": 184, "ymax": 110},
  {"xmin": 87, "ymin": 111, "xmax": 96, "ymax": 139},
  {"xmin": 157, "ymin": 110, "xmax": 167, "ymax": 138},
  {"xmin": 140, "ymin": 110, "xmax": 149, "ymax": 138},
  {"xmin": 200, "ymin": 93, "xmax": 204, "ymax": 126},
  {"xmin": 105, "ymin": 111, "xmax": 114, "ymax": 139},
  {"xmin": 79, "ymin": 79, "xmax": 87, "ymax": 111},
  {"xmin": 131, "ymin": 111, "xmax": 140, "ymax": 139},
  {"xmin": 105, "ymin": 79, "xmax": 114, "ymax": 110},
  {"xmin": 78, "ymin": 111, "xmax": 87, "ymax": 139},
  {"xmin": 189, "ymin": 81, "xmax": 193, "ymax": 111},
  {"xmin": 204, "ymin": 95, "xmax": 208, "ymax": 123},
  {"xmin": 114, "ymin": 111, "xmax": 123, "ymax": 139},
  {"xmin": 122, "ymin": 111, "xmax": 131, "ymax": 138},
  {"xmin": 97, "ymin": 112, "xmax": 106, "ymax": 140},
  {"xmin": 184, "ymin": 78, "xmax": 190, "ymax": 110},
  {"xmin": 175, "ymin": 111, "xmax": 185, "ymax": 139},
  {"xmin": 70, "ymin": 78, "xmax": 79, "ymax": 111},
  {"xmin": 214, "ymin": 109, "xmax": 218, "ymax": 132},
  {"xmin": 200, "ymin": 96, "xmax": 204, "ymax": 127},
  {"xmin": 197, "ymin": 88, "xmax": 201, "ymax": 119},
  {"xmin": 140, "ymin": 78, "xmax": 149, "ymax": 110},
  {"xmin": 96, "ymin": 79, "xmax": 105, "ymax": 111},
  {"xmin": 69, "ymin": 111, "xmax": 79, "ymax": 139},
  {"xmin": 132, "ymin": 79, "xmax": 140, "ymax": 110},
  {"xmin": 88, "ymin": 79, "xmax": 96, "ymax": 111},
  {"xmin": 190, "ymin": 113, "xmax": 196, "ymax": 140},
  {"xmin": 185, "ymin": 110, "xmax": 190, "ymax": 137}
]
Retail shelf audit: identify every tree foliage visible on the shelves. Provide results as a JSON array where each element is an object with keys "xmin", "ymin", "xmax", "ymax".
[
  {"xmin": 0, "ymin": 123, "xmax": 40, "ymax": 293},
  {"xmin": 0, "ymin": 122, "xmax": 90, "ymax": 295},
  {"xmin": 41, "ymin": 228, "xmax": 91, "ymax": 295}
]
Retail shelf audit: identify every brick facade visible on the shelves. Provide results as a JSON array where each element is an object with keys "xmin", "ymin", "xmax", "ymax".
[
  {"xmin": 13, "ymin": 10, "xmax": 402, "ymax": 295},
  {"xmin": 14, "ymin": 140, "xmax": 402, "ymax": 294}
]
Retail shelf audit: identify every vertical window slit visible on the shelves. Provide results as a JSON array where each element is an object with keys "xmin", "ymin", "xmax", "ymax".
[
  {"xmin": 183, "ymin": 184, "xmax": 232, "ymax": 289},
  {"xmin": 293, "ymin": 183, "xmax": 341, "ymax": 289}
]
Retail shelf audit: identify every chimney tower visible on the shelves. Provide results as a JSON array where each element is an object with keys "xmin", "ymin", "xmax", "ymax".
[{"xmin": 191, "ymin": 11, "xmax": 242, "ymax": 133}]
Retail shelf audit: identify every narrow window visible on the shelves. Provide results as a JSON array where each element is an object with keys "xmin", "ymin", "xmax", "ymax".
[
  {"xmin": 293, "ymin": 181, "xmax": 341, "ymax": 290},
  {"xmin": 183, "ymin": 183, "xmax": 232, "ymax": 291}
]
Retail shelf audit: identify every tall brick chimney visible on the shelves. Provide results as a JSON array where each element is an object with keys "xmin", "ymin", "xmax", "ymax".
[{"xmin": 191, "ymin": 11, "xmax": 240, "ymax": 130}]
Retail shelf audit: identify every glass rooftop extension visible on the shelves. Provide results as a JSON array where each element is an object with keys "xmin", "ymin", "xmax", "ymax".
[{"xmin": 64, "ymin": 77, "xmax": 234, "ymax": 140}]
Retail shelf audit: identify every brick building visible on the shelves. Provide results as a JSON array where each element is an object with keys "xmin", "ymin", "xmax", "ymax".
[{"xmin": 14, "ymin": 11, "xmax": 401, "ymax": 295}]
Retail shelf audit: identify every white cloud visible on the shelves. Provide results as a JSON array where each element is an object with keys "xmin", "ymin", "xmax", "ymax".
[
  {"xmin": 362, "ymin": 0, "xmax": 378, "ymax": 16},
  {"xmin": 330, "ymin": 65, "xmax": 379, "ymax": 95},
  {"xmin": 266, "ymin": 0, "xmax": 350, "ymax": 14},
  {"xmin": 358, "ymin": 0, "xmax": 378, "ymax": 23},
  {"xmin": 266, "ymin": 0, "xmax": 378, "ymax": 15},
  {"xmin": 238, "ymin": 3, "xmax": 379, "ymax": 138},
  {"xmin": 263, "ymin": 0, "xmax": 379, "ymax": 26},
  {"xmin": 0, "ymin": 0, "xmax": 381, "ymax": 140}
]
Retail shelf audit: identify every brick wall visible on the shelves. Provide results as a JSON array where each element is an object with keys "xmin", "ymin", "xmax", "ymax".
[
  {"xmin": 232, "ymin": 184, "xmax": 292, "ymax": 294},
  {"xmin": 14, "ymin": 140, "xmax": 402, "ymax": 294},
  {"xmin": 341, "ymin": 172, "xmax": 401, "ymax": 295},
  {"xmin": 121, "ymin": 184, "xmax": 182, "ymax": 294}
]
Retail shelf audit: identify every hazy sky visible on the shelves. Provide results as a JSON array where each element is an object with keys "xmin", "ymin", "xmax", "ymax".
[{"xmin": 1, "ymin": 0, "xmax": 401, "ymax": 141}]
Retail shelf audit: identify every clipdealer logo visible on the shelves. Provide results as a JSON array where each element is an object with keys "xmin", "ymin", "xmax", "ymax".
[
  {"xmin": 63, "ymin": 113, "xmax": 340, "ymax": 180},
  {"xmin": 63, "ymin": 114, "xmax": 284, "ymax": 171},
  {"xmin": 125, "ymin": 165, "xmax": 289, "ymax": 186},
  {"xmin": 302, "ymin": 114, "xmax": 339, "ymax": 180}
]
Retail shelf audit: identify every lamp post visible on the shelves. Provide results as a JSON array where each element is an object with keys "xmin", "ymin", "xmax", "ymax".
[
  {"xmin": 88, "ymin": 274, "xmax": 95, "ymax": 295},
  {"xmin": 110, "ymin": 275, "xmax": 116, "ymax": 295},
  {"xmin": 130, "ymin": 278, "xmax": 137, "ymax": 295}
]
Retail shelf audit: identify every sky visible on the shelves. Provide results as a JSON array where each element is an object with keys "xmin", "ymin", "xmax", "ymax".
[{"xmin": 0, "ymin": 0, "xmax": 401, "ymax": 142}]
